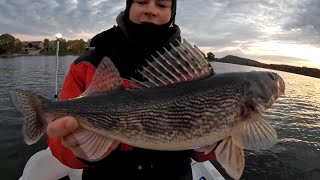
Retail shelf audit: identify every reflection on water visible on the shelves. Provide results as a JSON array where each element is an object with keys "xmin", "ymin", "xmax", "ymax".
[{"xmin": 0, "ymin": 58, "xmax": 319, "ymax": 180}]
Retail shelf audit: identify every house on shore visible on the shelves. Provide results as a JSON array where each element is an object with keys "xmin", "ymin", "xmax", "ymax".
[{"xmin": 21, "ymin": 41, "xmax": 44, "ymax": 55}]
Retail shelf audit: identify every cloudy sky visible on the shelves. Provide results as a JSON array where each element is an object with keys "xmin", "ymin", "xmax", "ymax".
[{"xmin": 0, "ymin": 0, "xmax": 319, "ymax": 68}]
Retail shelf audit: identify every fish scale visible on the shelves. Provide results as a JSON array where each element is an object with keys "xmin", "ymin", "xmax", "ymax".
[{"xmin": 63, "ymin": 86, "xmax": 240, "ymax": 145}]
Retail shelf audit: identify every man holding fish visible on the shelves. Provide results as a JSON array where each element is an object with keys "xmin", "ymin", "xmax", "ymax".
[
  {"xmin": 47, "ymin": 0, "xmax": 219, "ymax": 179},
  {"xmin": 12, "ymin": 0, "xmax": 285, "ymax": 179}
]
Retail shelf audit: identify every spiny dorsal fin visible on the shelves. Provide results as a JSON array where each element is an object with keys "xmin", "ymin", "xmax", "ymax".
[
  {"xmin": 81, "ymin": 56, "xmax": 122, "ymax": 96},
  {"xmin": 131, "ymin": 38, "xmax": 214, "ymax": 88}
]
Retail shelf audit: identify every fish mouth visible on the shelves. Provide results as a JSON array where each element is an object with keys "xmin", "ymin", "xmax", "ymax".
[
  {"xmin": 253, "ymin": 72, "xmax": 286, "ymax": 113},
  {"xmin": 240, "ymin": 71, "xmax": 286, "ymax": 120}
]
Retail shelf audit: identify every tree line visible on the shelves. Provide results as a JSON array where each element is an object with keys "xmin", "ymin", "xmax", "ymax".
[
  {"xmin": 0, "ymin": 34, "xmax": 22, "ymax": 54},
  {"xmin": 0, "ymin": 33, "xmax": 89, "ymax": 55}
]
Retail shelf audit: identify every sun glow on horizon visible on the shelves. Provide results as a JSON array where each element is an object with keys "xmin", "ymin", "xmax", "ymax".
[{"xmin": 244, "ymin": 41, "xmax": 320, "ymax": 68}]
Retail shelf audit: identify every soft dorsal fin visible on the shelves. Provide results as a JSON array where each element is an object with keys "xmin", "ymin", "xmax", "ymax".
[
  {"xmin": 81, "ymin": 56, "xmax": 122, "ymax": 96},
  {"xmin": 130, "ymin": 38, "xmax": 215, "ymax": 88}
]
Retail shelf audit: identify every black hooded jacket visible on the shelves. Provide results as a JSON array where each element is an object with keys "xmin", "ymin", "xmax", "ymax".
[{"xmin": 78, "ymin": 11, "xmax": 181, "ymax": 80}]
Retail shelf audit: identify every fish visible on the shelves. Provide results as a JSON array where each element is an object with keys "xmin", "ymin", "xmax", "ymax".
[{"xmin": 10, "ymin": 39, "xmax": 285, "ymax": 180}]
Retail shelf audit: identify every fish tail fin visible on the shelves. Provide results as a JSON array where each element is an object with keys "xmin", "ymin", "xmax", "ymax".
[{"xmin": 10, "ymin": 90, "xmax": 50, "ymax": 145}]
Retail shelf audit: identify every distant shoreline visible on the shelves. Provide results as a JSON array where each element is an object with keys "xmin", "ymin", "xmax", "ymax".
[
  {"xmin": 0, "ymin": 54, "xmax": 26, "ymax": 58},
  {"xmin": 210, "ymin": 55, "xmax": 320, "ymax": 79},
  {"xmin": 0, "ymin": 53, "xmax": 80, "ymax": 58}
]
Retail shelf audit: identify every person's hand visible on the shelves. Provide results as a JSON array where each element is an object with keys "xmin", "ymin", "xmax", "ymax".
[
  {"xmin": 46, "ymin": 116, "xmax": 79, "ymax": 138},
  {"xmin": 46, "ymin": 116, "xmax": 84, "ymax": 158},
  {"xmin": 46, "ymin": 116, "xmax": 119, "ymax": 162}
]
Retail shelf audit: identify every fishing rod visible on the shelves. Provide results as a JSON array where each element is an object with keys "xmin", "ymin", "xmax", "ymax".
[{"xmin": 54, "ymin": 33, "xmax": 62, "ymax": 101}]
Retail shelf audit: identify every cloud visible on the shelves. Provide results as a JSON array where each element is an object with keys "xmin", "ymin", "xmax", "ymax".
[
  {"xmin": 0, "ymin": 0, "xmax": 125, "ymax": 39},
  {"xmin": 177, "ymin": 0, "xmax": 317, "ymax": 47},
  {"xmin": 0, "ymin": 0, "xmax": 319, "ymax": 68},
  {"xmin": 282, "ymin": 0, "xmax": 320, "ymax": 46},
  {"xmin": 0, "ymin": 0, "xmax": 317, "ymax": 44}
]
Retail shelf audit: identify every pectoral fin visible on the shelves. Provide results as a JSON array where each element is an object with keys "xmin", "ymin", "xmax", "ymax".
[
  {"xmin": 231, "ymin": 113, "xmax": 277, "ymax": 150},
  {"xmin": 73, "ymin": 128, "xmax": 119, "ymax": 161},
  {"xmin": 215, "ymin": 137, "xmax": 245, "ymax": 180}
]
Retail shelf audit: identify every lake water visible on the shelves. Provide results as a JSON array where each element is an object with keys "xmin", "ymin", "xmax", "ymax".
[{"xmin": 0, "ymin": 56, "xmax": 319, "ymax": 180}]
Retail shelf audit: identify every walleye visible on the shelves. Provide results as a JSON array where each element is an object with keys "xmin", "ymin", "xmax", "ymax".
[{"xmin": 10, "ymin": 39, "xmax": 285, "ymax": 180}]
